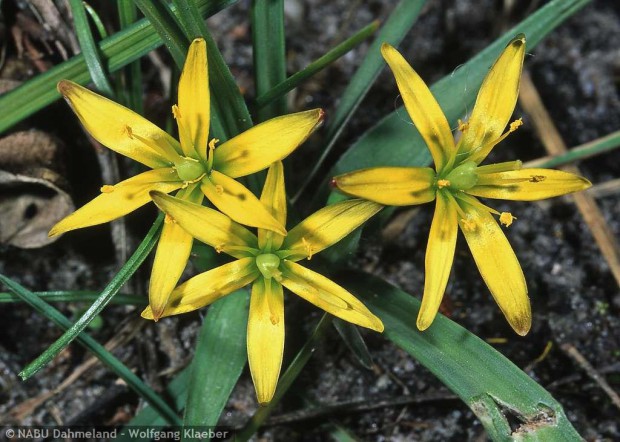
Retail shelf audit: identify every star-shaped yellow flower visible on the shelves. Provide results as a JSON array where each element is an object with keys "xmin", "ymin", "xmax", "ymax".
[
  {"xmin": 49, "ymin": 38, "xmax": 323, "ymax": 319},
  {"xmin": 144, "ymin": 161, "xmax": 384, "ymax": 404},
  {"xmin": 332, "ymin": 35, "xmax": 591, "ymax": 335}
]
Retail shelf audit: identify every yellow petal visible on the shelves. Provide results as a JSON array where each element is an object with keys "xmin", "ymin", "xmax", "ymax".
[
  {"xmin": 469, "ymin": 168, "xmax": 592, "ymax": 201},
  {"xmin": 201, "ymin": 171, "xmax": 286, "ymax": 235},
  {"xmin": 247, "ymin": 278, "xmax": 285, "ymax": 404},
  {"xmin": 258, "ymin": 162, "xmax": 287, "ymax": 251},
  {"xmin": 212, "ymin": 109, "xmax": 324, "ymax": 178},
  {"xmin": 457, "ymin": 35, "xmax": 526, "ymax": 163},
  {"xmin": 417, "ymin": 191, "xmax": 458, "ymax": 331},
  {"xmin": 282, "ymin": 199, "xmax": 382, "ymax": 261},
  {"xmin": 58, "ymin": 80, "xmax": 180, "ymax": 168},
  {"xmin": 49, "ymin": 168, "xmax": 181, "ymax": 236},
  {"xmin": 280, "ymin": 261, "xmax": 384, "ymax": 332},
  {"xmin": 332, "ymin": 167, "xmax": 436, "ymax": 206},
  {"xmin": 141, "ymin": 257, "xmax": 258, "ymax": 319},
  {"xmin": 381, "ymin": 43, "xmax": 454, "ymax": 171},
  {"xmin": 178, "ymin": 38, "xmax": 210, "ymax": 159},
  {"xmin": 148, "ymin": 185, "xmax": 204, "ymax": 320},
  {"xmin": 150, "ymin": 191, "xmax": 258, "ymax": 258},
  {"xmin": 456, "ymin": 197, "xmax": 531, "ymax": 335}
]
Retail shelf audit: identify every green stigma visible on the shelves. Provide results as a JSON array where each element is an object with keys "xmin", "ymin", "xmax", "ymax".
[
  {"xmin": 256, "ymin": 253, "xmax": 281, "ymax": 279},
  {"xmin": 175, "ymin": 156, "xmax": 205, "ymax": 182},
  {"xmin": 445, "ymin": 161, "xmax": 478, "ymax": 190}
]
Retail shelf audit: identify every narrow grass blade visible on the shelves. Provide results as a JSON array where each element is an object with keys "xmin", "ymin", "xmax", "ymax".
[
  {"xmin": 251, "ymin": 0, "xmax": 286, "ymax": 121},
  {"xmin": 0, "ymin": 275, "xmax": 181, "ymax": 425},
  {"xmin": 83, "ymin": 2, "xmax": 109, "ymax": 38},
  {"xmin": 329, "ymin": 0, "xmax": 592, "ymax": 179},
  {"xmin": 0, "ymin": 291, "xmax": 145, "ymax": 305},
  {"xmin": 526, "ymin": 129, "xmax": 620, "ymax": 168},
  {"xmin": 237, "ymin": 314, "xmax": 332, "ymax": 441},
  {"xmin": 0, "ymin": 0, "xmax": 235, "ymax": 135},
  {"xmin": 255, "ymin": 20, "xmax": 379, "ymax": 111},
  {"xmin": 182, "ymin": 290, "xmax": 249, "ymax": 431},
  {"xmin": 117, "ymin": 0, "xmax": 144, "ymax": 113},
  {"xmin": 342, "ymin": 272, "xmax": 582, "ymax": 441},
  {"xmin": 19, "ymin": 215, "xmax": 163, "ymax": 380},
  {"xmin": 293, "ymin": 0, "xmax": 427, "ymax": 202},
  {"xmin": 333, "ymin": 319, "xmax": 373, "ymax": 370},
  {"xmin": 134, "ymin": 0, "xmax": 190, "ymax": 68},
  {"xmin": 69, "ymin": 0, "xmax": 114, "ymax": 95}
]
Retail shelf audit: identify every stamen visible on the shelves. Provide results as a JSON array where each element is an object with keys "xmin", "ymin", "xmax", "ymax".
[
  {"xmin": 499, "ymin": 212, "xmax": 516, "ymax": 227},
  {"xmin": 437, "ymin": 179, "xmax": 451, "ymax": 189},
  {"xmin": 206, "ymin": 138, "xmax": 219, "ymax": 171},
  {"xmin": 164, "ymin": 213, "xmax": 176, "ymax": 224},
  {"xmin": 476, "ymin": 160, "xmax": 523, "ymax": 175},
  {"xmin": 215, "ymin": 244, "xmax": 224, "ymax": 253},
  {"xmin": 302, "ymin": 237, "xmax": 314, "ymax": 260},
  {"xmin": 123, "ymin": 125, "xmax": 133, "ymax": 138},
  {"xmin": 172, "ymin": 104, "xmax": 195, "ymax": 156},
  {"xmin": 215, "ymin": 184, "xmax": 224, "ymax": 195},
  {"xmin": 474, "ymin": 117, "xmax": 525, "ymax": 161},
  {"xmin": 460, "ymin": 217, "xmax": 477, "ymax": 232},
  {"xmin": 509, "ymin": 118, "xmax": 523, "ymax": 132},
  {"xmin": 100, "ymin": 185, "xmax": 114, "ymax": 193},
  {"xmin": 457, "ymin": 119, "xmax": 469, "ymax": 132},
  {"xmin": 529, "ymin": 175, "xmax": 546, "ymax": 183}
]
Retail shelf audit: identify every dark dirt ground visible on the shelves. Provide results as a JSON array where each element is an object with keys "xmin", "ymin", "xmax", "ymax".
[{"xmin": 1, "ymin": 0, "xmax": 619, "ymax": 440}]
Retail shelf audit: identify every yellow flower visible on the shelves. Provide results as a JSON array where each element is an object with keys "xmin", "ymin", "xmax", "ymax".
[
  {"xmin": 143, "ymin": 162, "xmax": 384, "ymax": 404},
  {"xmin": 49, "ymin": 38, "xmax": 323, "ymax": 319},
  {"xmin": 332, "ymin": 35, "xmax": 591, "ymax": 336}
]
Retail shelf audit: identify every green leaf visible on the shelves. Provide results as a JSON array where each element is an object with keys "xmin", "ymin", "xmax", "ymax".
[
  {"xmin": 342, "ymin": 272, "xmax": 582, "ymax": 441},
  {"xmin": 134, "ymin": 0, "xmax": 191, "ymax": 68},
  {"xmin": 330, "ymin": 0, "xmax": 592, "ymax": 178},
  {"xmin": 19, "ymin": 215, "xmax": 163, "ymax": 380},
  {"xmin": 182, "ymin": 290, "xmax": 249, "ymax": 431},
  {"xmin": 0, "ymin": 0, "xmax": 236, "ymax": 135},
  {"xmin": 528, "ymin": 129, "xmax": 620, "ymax": 168},
  {"xmin": 0, "ymin": 290, "xmax": 145, "ymax": 305},
  {"xmin": 117, "ymin": 0, "xmax": 144, "ymax": 114},
  {"xmin": 0, "ymin": 275, "xmax": 181, "ymax": 426},
  {"xmin": 251, "ymin": 0, "xmax": 287, "ymax": 121},
  {"xmin": 254, "ymin": 20, "xmax": 379, "ymax": 111},
  {"xmin": 332, "ymin": 319, "xmax": 373, "ymax": 370},
  {"xmin": 69, "ymin": 0, "xmax": 114, "ymax": 95},
  {"xmin": 293, "ymin": 0, "xmax": 427, "ymax": 202}
]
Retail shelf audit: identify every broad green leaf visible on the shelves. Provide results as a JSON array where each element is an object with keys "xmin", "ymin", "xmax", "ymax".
[
  {"xmin": 183, "ymin": 290, "xmax": 249, "ymax": 430},
  {"xmin": 251, "ymin": 0, "xmax": 287, "ymax": 121},
  {"xmin": 342, "ymin": 272, "xmax": 582, "ymax": 441},
  {"xmin": 0, "ymin": 0, "xmax": 236, "ymax": 135},
  {"xmin": 0, "ymin": 275, "xmax": 181, "ymax": 426},
  {"xmin": 330, "ymin": 0, "xmax": 592, "ymax": 179}
]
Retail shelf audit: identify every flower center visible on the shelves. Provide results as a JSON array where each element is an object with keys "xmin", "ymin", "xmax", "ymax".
[
  {"xmin": 256, "ymin": 253, "xmax": 282, "ymax": 279},
  {"xmin": 174, "ymin": 156, "xmax": 205, "ymax": 182},
  {"xmin": 443, "ymin": 161, "xmax": 478, "ymax": 191}
]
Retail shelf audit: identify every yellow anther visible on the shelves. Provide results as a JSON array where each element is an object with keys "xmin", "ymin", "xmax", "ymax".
[
  {"xmin": 100, "ymin": 185, "xmax": 115, "ymax": 193},
  {"xmin": 215, "ymin": 184, "xmax": 224, "ymax": 195},
  {"xmin": 499, "ymin": 212, "xmax": 516, "ymax": 227},
  {"xmin": 509, "ymin": 118, "xmax": 523, "ymax": 132},
  {"xmin": 123, "ymin": 125, "xmax": 134, "ymax": 139},
  {"xmin": 215, "ymin": 244, "xmax": 224, "ymax": 254},
  {"xmin": 457, "ymin": 119, "xmax": 469, "ymax": 132},
  {"xmin": 437, "ymin": 179, "xmax": 451, "ymax": 189},
  {"xmin": 529, "ymin": 175, "xmax": 546, "ymax": 183},
  {"xmin": 172, "ymin": 104, "xmax": 182, "ymax": 119},
  {"xmin": 208, "ymin": 138, "xmax": 219, "ymax": 151},
  {"xmin": 302, "ymin": 237, "xmax": 314, "ymax": 260},
  {"xmin": 164, "ymin": 213, "xmax": 176, "ymax": 224},
  {"xmin": 460, "ymin": 218, "xmax": 477, "ymax": 232}
]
